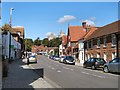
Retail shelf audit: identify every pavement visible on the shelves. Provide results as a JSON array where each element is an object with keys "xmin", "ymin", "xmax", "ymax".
[
  {"xmin": 75, "ymin": 62, "xmax": 83, "ymax": 67},
  {"xmin": 2, "ymin": 58, "xmax": 54, "ymax": 89}
]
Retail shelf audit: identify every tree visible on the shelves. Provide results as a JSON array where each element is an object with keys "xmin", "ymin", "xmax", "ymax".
[
  {"xmin": 1, "ymin": 24, "xmax": 12, "ymax": 34},
  {"xmin": 49, "ymin": 37, "xmax": 62, "ymax": 47},
  {"xmin": 33, "ymin": 37, "xmax": 41, "ymax": 46},
  {"xmin": 24, "ymin": 38, "xmax": 33, "ymax": 52},
  {"xmin": 42, "ymin": 38, "xmax": 49, "ymax": 46}
]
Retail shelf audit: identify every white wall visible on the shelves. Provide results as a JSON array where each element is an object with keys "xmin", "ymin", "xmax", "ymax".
[
  {"xmin": 2, "ymin": 32, "xmax": 21, "ymax": 59},
  {"xmin": 59, "ymin": 44, "xmax": 63, "ymax": 56},
  {"xmin": 78, "ymin": 40, "xmax": 85, "ymax": 64}
]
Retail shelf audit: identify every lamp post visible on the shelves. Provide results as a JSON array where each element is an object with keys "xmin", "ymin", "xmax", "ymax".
[
  {"xmin": 9, "ymin": 8, "xmax": 14, "ymax": 62},
  {"xmin": 9, "ymin": 8, "xmax": 14, "ymax": 27}
]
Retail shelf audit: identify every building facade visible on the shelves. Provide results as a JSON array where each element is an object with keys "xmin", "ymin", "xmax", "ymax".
[{"xmin": 84, "ymin": 20, "xmax": 120, "ymax": 62}]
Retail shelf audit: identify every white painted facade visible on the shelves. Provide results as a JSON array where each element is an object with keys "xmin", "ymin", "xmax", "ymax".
[
  {"xmin": 2, "ymin": 32, "xmax": 21, "ymax": 60},
  {"xmin": 78, "ymin": 40, "xmax": 85, "ymax": 64},
  {"xmin": 59, "ymin": 44, "xmax": 63, "ymax": 56}
]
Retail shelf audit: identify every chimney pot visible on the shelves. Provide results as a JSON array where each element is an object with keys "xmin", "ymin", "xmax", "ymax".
[{"xmin": 82, "ymin": 22, "xmax": 87, "ymax": 29}]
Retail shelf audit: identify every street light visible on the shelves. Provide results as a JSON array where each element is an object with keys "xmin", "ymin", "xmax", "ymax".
[{"xmin": 9, "ymin": 8, "xmax": 14, "ymax": 27}]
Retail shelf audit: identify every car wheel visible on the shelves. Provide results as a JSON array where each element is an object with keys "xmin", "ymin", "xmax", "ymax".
[
  {"xmin": 91, "ymin": 65, "xmax": 96, "ymax": 70},
  {"xmin": 103, "ymin": 66, "xmax": 109, "ymax": 73}
]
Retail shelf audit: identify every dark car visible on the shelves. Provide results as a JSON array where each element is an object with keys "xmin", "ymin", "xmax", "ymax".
[
  {"xmin": 103, "ymin": 58, "xmax": 120, "ymax": 73},
  {"xmin": 83, "ymin": 58, "xmax": 106, "ymax": 70},
  {"xmin": 53, "ymin": 56, "xmax": 60, "ymax": 61},
  {"xmin": 63, "ymin": 56, "xmax": 75, "ymax": 65},
  {"xmin": 49, "ymin": 55, "xmax": 54, "ymax": 59}
]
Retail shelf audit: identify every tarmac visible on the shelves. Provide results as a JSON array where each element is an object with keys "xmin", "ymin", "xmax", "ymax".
[{"xmin": 2, "ymin": 58, "xmax": 54, "ymax": 89}]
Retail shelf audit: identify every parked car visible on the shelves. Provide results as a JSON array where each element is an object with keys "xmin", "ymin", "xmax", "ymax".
[
  {"xmin": 53, "ymin": 56, "xmax": 60, "ymax": 61},
  {"xmin": 63, "ymin": 56, "xmax": 75, "ymax": 65},
  {"xmin": 103, "ymin": 58, "xmax": 120, "ymax": 73},
  {"xmin": 59, "ymin": 56, "xmax": 66, "ymax": 63},
  {"xmin": 83, "ymin": 58, "xmax": 106, "ymax": 70},
  {"xmin": 28, "ymin": 55, "xmax": 37, "ymax": 63},
  {"xmin": 49, "ymin": 55, "xmax": 55, "ymax": 60}
]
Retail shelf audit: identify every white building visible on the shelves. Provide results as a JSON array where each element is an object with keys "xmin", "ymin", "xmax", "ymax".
[
  {"xmin": 78, "ymin": 39, "xmax": 85, "ymax": 65},
  {"xmin": 2, "ymin": 31, "xmax": 21, "ymax": 60}
]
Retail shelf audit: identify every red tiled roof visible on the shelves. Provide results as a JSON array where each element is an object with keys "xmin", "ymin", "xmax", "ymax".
[
  {"xmin": 85, "ymin": 20, "xmax": 120, "ymax": 40},
  {"xmin": 84, "ymin": 27, "xmax": 98, "ymax": 40},
  {"xmin": 68, "ymin": 26, "xmax": 86, "ymax": 42}
]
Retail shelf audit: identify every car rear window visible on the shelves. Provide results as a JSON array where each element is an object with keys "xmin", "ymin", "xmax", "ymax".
[{"xmin": 96, "ymin": 58, "xmax": 105, "ymax": 63}]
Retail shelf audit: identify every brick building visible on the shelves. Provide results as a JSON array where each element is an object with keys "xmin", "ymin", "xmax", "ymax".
[
  {"xmin": 84, "ymin": 20, "xmax": 120, "ymax": 62},
  {"xmin": 66, "ymin": 25, "xmax": 86, "ymax": 59}
]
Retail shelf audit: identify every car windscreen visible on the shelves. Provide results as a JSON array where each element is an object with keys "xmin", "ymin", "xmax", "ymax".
[
  {"xmin": 30, "ymin": 56, "xmax": 36, "ymax": 58},
  {"xmin": 66, "ymin": 56, "xmax": 74, "ymax": 59}
]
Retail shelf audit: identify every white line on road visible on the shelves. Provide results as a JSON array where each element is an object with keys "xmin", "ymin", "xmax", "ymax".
[
  {"xmin": 57, "ymin": 70, "xmax": 61, "ymax": 73},
  {"xmin": 51, "ymin": 67, "xmax": 55, "ymax": 70},
  {"xmin": 63, "ymin": 66, "xmax": 74, "ymax": 71},
  {"xmin": 81, "ymin": 71, "xmax": 106, "ymax": 79}
]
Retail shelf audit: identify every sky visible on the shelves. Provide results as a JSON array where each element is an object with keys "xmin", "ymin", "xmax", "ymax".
[{"xmin": 1, "ymin": 2, "xmax": 119, "ymax": 40}]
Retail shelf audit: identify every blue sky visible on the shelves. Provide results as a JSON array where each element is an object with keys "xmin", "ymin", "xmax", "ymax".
[{"xmin": 2, "ymin": 2, "xmax": 118, "ymax": 40}]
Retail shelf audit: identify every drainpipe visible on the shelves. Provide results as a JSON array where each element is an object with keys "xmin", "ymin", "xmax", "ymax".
[
  {"xmin": 9, "ymin": 32, "xmax": 11, "ymax": 62},
  {"xmin": 83, "ymin": 41, "xmax": 85, "ymax": 63},
  {"xmin": 116, "ymin": 33, "xmax": 119, "ymax": 58}
]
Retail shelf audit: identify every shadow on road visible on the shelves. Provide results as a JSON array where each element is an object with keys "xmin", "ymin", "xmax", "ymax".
[{"xmin": 2, "ymin": 59, "xmax": 44, "ymax": 89}]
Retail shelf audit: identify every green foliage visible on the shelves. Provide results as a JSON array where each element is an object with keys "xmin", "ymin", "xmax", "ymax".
[
  {"xmin": 24, "ymin": 38, "xmax": 33, "ymax": 51},
  {"xmin": 42, "ymin": 38, "xmax": 49, "ymax": 46},
  {"xmin": 33, "ymin": 37, "xmax": 41, "ymax": 46},
  {"xmin": 54, "ymin": 48, "xmax": 59, "ymax": 56},
  {"xmin": 1, "ymin": 24, "xmax": 12, "ymax": 35},
  {"xmin": 50, "ymin": 37, "xmax": 62, "ymax": 47}
]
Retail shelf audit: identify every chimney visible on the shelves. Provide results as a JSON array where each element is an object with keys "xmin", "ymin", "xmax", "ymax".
[{"xmin": 82, "ymin": 22, "xmax": 87, "ymax": 29}]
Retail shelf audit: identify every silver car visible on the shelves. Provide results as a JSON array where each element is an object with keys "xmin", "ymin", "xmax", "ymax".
[{"xmin": 103, "ymin": 58, "xmax": 120, "ymax": 73}]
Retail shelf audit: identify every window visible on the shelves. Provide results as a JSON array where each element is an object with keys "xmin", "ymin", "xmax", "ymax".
[
  {"xmin": 97, "ymin": 38, "xmax": 100, "ymax": 48},
  {"xmin": 91, "ymin": 39, "xmax": 93, "ymax": 48},
  {"xmin": 87, "ymin": 41, "xmax": 89, "ymax": 49},
  {"xmin": 71, "ymin": 42, "xmax": 75, "ymax": 47},
  {"xmin": 112, "ymin": 34, "xmax": 116, "ymax": 46},
  {"xmin": 103, "ymin": 36, "xmax": 107, "ymax": 47}
]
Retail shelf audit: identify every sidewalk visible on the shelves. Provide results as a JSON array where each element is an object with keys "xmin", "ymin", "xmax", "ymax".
[
  {"xmin": 2, "ymin": 58, "xmax": 54, "ymax": 89},
  {"xmin": 75, "ymin": 62, "xmax": 83, "ymax": 67}
]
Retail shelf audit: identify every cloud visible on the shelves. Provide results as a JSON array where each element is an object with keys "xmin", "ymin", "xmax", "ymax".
[
  {"xmin": 46, "ymin": 32, "xmax": 55, "ymax": 37},
  {"xmin": 58, "ymin": 15, "xmax": 76, "ymax": 23},
  {"xmin": 90, "ymin": 17, "xmax": 96, "ymax": 21},
  {"xmin": 83, "ymin": 20, "xmax": 95, "ymax": 26}
]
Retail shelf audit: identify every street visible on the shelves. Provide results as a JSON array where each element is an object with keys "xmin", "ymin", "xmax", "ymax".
[{"xmin": 29, "ymin": 55, "xmax": 119, "ymax": 88}]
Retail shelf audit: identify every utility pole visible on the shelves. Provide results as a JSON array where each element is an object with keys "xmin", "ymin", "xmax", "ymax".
[
  {"xmin": 9, "ymin": 8, "xmax": 14, "ymax": 61},
  {"xmin": 9, "ymin": 8, "xmax": 14, "ymax": 27}
]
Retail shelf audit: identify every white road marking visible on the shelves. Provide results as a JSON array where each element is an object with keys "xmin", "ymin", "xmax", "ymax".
[
  {"xmin": 51, "ymin": 67, "xmax": 55, "ymax": 70},
  {"xmin": 63, "ymin": 66, "xmax": 74, "ymax": 71},
  {"xmin": 81, "ymin": 72, "xmax": 90, "ymax": 75},
  {"xmin": 81, "ymin": 71, "xmax": 106, "ymax": 79},
  {"xmin": 57, "ymin": 70, "xmax": 61, "ymax": 72}
]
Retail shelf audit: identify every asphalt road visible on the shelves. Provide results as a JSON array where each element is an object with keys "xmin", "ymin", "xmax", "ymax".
[{"xmin": 29, "ymin": 55, "xmax": 119, "ymax": 88}]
